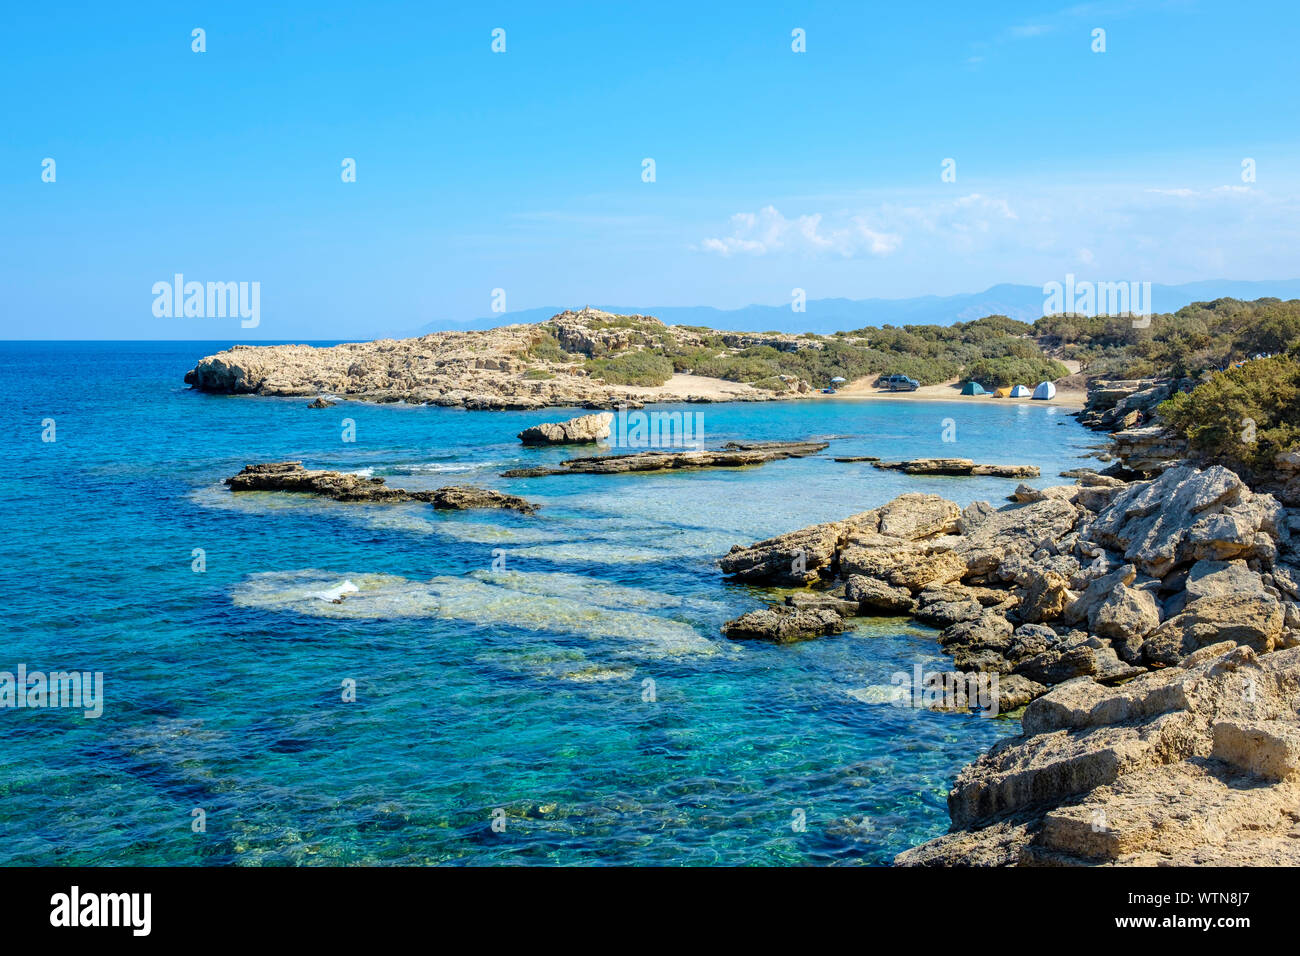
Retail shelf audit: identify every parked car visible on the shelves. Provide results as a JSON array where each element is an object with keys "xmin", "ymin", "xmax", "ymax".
[{"xmin": 881, "ymin": 374, "xmax": 920, "ymax": 392}]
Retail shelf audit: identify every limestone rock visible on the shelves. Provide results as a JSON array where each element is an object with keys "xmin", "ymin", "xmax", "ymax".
[
  {"xmin": 845, "ymin": 574, "xmax": 916, "ymax": 614},
  {"xmin": 225, "ymin": 462, "xmax": 539, "ymax": 513},
  {"xmin": 720, "ymin": 606, "xmax": 847, "ymax": 644},
  {"xmin": 518, "ymin": 412, "xmax": 613, "ymax": 445},
  {"xmin": 504, "ymin": 441, "xmax": 827, "ymax": 478},
  {"xmin": 1017, "ymin": 571, "xmax": 1074, "ymax": 624},
  {"xmin": 898, "ymin": 646, "xmax": 1300, "ymax": 866},
  {"xmin": 1090, "ymin": 583, "xmax": 1160, "ymax": 646},
  {"xmin": 720, "ymin": 510, "xmax": 879, "ymax": 585},
  {"xmin": 1143, "ymin": 593, "xmax": 1285, "ymax": 666}
]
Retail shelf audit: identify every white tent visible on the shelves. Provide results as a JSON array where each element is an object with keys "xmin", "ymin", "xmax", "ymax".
[
  {"xmin": 1032, "ymin": 381, "xmax": 1057, "ymax": 400},
  {"xmin": 1009, "ymin": 384, "xmax": 1031, "ymax": 398}
]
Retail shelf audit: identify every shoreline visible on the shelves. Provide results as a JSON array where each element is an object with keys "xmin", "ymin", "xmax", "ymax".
[{"xmin": 829, "ymin": 379, "xmax": 1087, "ymax": 410}]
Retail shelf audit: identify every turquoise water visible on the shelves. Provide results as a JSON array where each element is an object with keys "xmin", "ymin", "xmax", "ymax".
[{"xmin": 0, "ymin": 342, "xmax": 1103, "ymax": 865}]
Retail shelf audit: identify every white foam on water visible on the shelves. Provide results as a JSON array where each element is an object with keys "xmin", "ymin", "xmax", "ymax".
[
  {"xmin": 233, "ymin": 571, "xmax": 442, "ymax": 619},
  {"xmin": 308, "ymin": 579, "xmax": 359, "ymax": 602},
  {"xmin": 405, "ymin": 462, "xmax": 477, "ymax": 474}
]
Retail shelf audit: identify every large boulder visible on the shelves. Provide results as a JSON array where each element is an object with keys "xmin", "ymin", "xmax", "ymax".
[
  {"xmin": 845, "ymin": 574, "xmax": 916, "ymax": 614},
  {"xmin": 1017, "ymin": 571, "xmax": 1074, "ymax": 624},
  {"xmin": 1142, "ymin": 593, "xmax": 1285, "ymax": 666},
  {"xmin": 958, "ymin": 498, "xmax": 1081, "ymax": 578},
  {"xmin": 839, "ymin": 539, "xmax": 966, "ymax": 592},
  {"xmin": 720, "ymin": 606, "xmax": 847, "ymax": 644},
  {"xmin": 1090, "ymin": 583, "xmax": 1161, "ymax": 649},
  {"xmin": 1087, "ymin": 465, "xmax": 1281, "ymax": 577},
  {"xmin": 518, "ymin": 412, "xmax": 614, "ymax": 445},
  {"xmin": 1064, "ymin": 564, "xmax": 1137, "ymax": 626},
  {"xmin": 719, "ymin": 511, "xmax": 878, "ymax": 585},
  {"xmin": 875, "ymin": 493, "xmax": 962, "ymax": 540}
]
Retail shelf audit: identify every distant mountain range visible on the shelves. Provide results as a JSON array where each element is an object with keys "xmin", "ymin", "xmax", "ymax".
[{"xmin": 397, "ymin": 280, "xmax": 1300, "ymax": 337}]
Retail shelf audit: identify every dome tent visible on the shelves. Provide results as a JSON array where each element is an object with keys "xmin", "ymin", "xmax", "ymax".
[
  {"xmin": 1032, "ymin": 381, "xmax": 1057, "ymax": 400},
  {"xmin": 1009, "ymin": 384, "xmax": 1032, "ymax": 398},
  {"xmin": 960, "ymin": 381, "xmax": 987, "ymax": 395},
  {"xmin": 994, "ymin": 386, "xmax": 1013, "ymax": 398}
]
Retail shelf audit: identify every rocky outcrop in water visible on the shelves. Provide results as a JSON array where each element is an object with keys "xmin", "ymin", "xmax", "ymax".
[
  {"xmin": 720, "ymin": 606, "xmax": 847, "ymax": 643},
  {"xmin": 501, "ymin": 441, "xmax": 828, "ymax": 477},
  {"xmin": 225, "ymin": 462, "xmax": 539, "ymax": 513},
  {"xmin": 518, "ymin": 412, "xmax": 613, "ymax": 445},
  {"xmin": 718, "ymin": 465, "xmax": 1300, "ymax": 861},
  {"xmin": 873, "ymin": 458, "xmax": 1040, "ymax": 478}
]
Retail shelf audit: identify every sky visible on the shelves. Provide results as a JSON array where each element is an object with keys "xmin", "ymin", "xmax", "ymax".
[{"xmin": 2, "ymin": 0, "xmax": 1299, "ymax": 339}]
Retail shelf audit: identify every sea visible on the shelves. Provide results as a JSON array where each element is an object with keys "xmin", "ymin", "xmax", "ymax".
[{"xmin": 0, "ymin": 342, "xmax": 1105, "ymax": 865}]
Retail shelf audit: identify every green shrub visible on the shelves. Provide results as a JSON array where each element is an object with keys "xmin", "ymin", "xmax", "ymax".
[
  {"xmin": 961, "ymin": 355, "xmax": 1069, "ymax": 388},
  {"xmin": 1158, "ymin": 355, "xmax": 1300, "ymax": 473},
  {"xmin": 525, "ymin": 331, "xmax": 570, "ymax": 363},
  {"xmin": 583, "ymin": 350, "xmax": 674, "ymax": 386}
]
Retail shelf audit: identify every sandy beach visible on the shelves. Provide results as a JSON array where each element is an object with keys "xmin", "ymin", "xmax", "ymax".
[{"xmin": 831, "ymin": 376, "xmax": 1087, "ymax": 409}]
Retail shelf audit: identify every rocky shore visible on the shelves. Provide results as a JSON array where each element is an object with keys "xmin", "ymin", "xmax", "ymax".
[
  {"xmin": 226, "ymin": 462, "xmax": 539, "ymax": 513},
  {"xmin": 717, "ymin": 463, "xmax": 1300, "ymax": 865}
]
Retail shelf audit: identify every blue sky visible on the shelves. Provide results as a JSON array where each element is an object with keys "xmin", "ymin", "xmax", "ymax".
[{"xmin": 3, "ymin": 0, "xmax": 1298, "ymax": 339}]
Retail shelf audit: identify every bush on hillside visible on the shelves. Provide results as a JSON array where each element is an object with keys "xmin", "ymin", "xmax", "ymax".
[
  {"xmin": 960, "ymin": 355, "xmax": 1069, "ymax": 389},
  {"xmin": 1157, "ymin": 355, "xmax": 1300, "ymax": 473},
  {"xmin": 583, "ymin": 350, "xmax": 674, "ymax": 386}
]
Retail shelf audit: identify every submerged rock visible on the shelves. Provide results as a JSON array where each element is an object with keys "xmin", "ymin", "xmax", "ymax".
[{"xmin": 225, "ymin": 462, "xmax": 539, "ymax": 513}]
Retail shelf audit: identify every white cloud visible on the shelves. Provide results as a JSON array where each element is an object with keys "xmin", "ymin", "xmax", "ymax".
[
  {"xmin": 699, "ymin": 195, "xmax": 1020, "ymax": 259},
  {"xmin": 697, "ymin": 205, "xmax": 901, "ymax": 258},
  {"xmin": 693, "ymin": 183, "xmax": 1300, "ymax": 285}
]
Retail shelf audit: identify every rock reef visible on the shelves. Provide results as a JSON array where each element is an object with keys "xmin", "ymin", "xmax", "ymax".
[
  {"xmin": 225, "ymin": 462, "xmax": 539, "ymax": 513},
  {"xmin": 873, "ymin": 458, "xmax": 1040, "ymax": 478},
  {"xmin": 501, "ymin": 441, "xmax": 828, "ymax": 478}
]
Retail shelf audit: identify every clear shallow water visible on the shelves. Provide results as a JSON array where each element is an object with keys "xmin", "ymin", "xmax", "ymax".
[{"xmin": 0, "ymin": 342, "xmax": 1103, "ymax": 865}]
